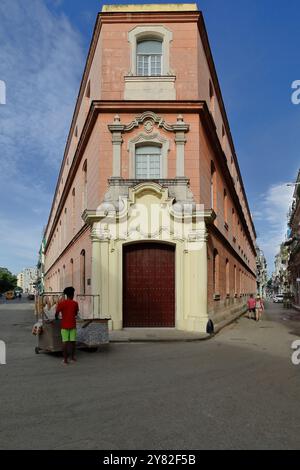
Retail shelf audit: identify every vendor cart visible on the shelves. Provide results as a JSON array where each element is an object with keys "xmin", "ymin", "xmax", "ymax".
[
  {"xmin": 76, "ymin": 295, "xmax": 109, "ymax": 350},
  {"xmin": 34, "ymin": 292, "xmax": 110, "ymax": 354},
  {"xmin": 34, "ymin": 292, "xmax": 64, "ymax": 354}
]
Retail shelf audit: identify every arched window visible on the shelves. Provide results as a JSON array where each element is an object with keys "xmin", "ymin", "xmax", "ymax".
[
  {"xmin": 64, "ymin": 208, "xmax": 67, "ymax": 245},
  {"xmin": 85, "ymin": 81, "xmax": 91, "ymax": 116},
  {"xmin": 239, "ymin": 269, "xmax": 242, "ymax": 295},
  {"xmin": 72, "ymin": 188, "xmax": 76, "ymax": 235},
  {"xmin": 82, "ymin": 160, "xmax": 87, "ymax": 212},
  {"xmin": 135, "ymin": 145, "xmax": 162, "ymax": 179},
  {"xmin": 137, "ymin": 39, "xmax": 162, "ymax": 76},
  {"xmin": 211, "ymin": 161, "xmax": 216, "ymax": 210},
  {"xmin": 230, "ymin": 155, "xmax": 234, "ymax": 176},
  {"xmin": 213, "ymin": 249, "xmax": 219, "ymax": 294},
  {"xmin": 224, "ymin": 189, "xmax": 228, "ymax": 224},
  {"xmin": 80, "ymin": 250, "xmax": 86, "ymax": 295},
  {"xmin": 62, "ymin": 265, "xmax": 66, "ymax": 289},
  {"xmin": 226, "ymin": 259, "xmax": 230, "ymax": 295},
  {"xmin": 70, "ymin": 258, "xmax": 74, "ymax": 286},
  {"xmin": 59, "ymin": 220, "xmax": 62, "ymax": 251},
  {"xmin": 232, "ymin": 208, "xmax": 236, "ymax": 239},
  {"xmin": 222, "ymin": 125, "xmax": 226, "ymax": 150},
  {"xmin": 209, "ymin": 80, "xmax": 215, "ymax": 116},
  {"xmin": 234, "ymin": 265, "xmax": 237, "ymax": 295}
]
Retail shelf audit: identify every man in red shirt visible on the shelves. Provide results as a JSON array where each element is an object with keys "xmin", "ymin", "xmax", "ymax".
[
  {"xmin": 247, "ymin": 294, "xmax": 256, "ymax": 320},
  {"xmin": 55, "ymin": 286, "xmax": 79, "ymax": 364}
]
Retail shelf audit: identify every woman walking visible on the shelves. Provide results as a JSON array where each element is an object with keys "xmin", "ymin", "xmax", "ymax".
[{"xmin": 255, "ymin": 295, "xmax": 264, "ymax": 321}]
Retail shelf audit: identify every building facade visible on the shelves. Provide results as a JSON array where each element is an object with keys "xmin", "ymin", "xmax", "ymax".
[
  {"xmin": 256, "ymin": 245, "xmax": 267, "ymax": 298},
  {"xmin": 286, "ymin": 169, "xmax": 300, "ymax": 307},
  {"xmin": 17, "ymin": 267, "xmax": 38, "ymax": 294},
  {"xmin": 36, "ymin": 238, "xmax": 46, "ymax": 294},
  {"xmin": 42, "ymin": 4, "xmax": 257, "ymax": 332},
  {"xmin": 272, "ymin": 245, "xmax": 290, "ymax": 295}
]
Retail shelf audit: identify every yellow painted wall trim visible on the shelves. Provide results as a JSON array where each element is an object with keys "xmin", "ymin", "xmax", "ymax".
[{"xmin": 101, "ymin": 4, "xmax": 199, "ymax": 13}]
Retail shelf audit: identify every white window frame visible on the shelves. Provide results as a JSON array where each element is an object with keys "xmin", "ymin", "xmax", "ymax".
[
  {"xmin": 136, "ymin": 39, "xmax": 162, "ymax": 76},
  {"xmin": 127, "ymin": 132, "xmax": 169, "ymax": 179},
  {"xmin": 128, "ymin": 25, "xmax": 173, "ymax": 76},
  {"xmin": 135, "ymin": 146, "xmax": 162, "ymax": 179}
]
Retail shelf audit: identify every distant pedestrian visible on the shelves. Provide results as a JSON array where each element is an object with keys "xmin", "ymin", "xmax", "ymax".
[
  {"xmin": 255, "ymin": 295, "xmax": 264, "ymax": 321},
  {"xmin": 55, "ymin": 287, "xmax": 79, "ymax": 365},
  {"xmin": 247, "ymin": 294, "xmax": 256, "ymax": 319}
]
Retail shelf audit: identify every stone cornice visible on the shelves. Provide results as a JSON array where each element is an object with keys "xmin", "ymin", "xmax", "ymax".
[
  {"xmin": 124, "ymin": 75, "xmax": 176, "ymax": 82},
  {"xmin": 100, "ymin": 11, "xmax": 200, "ymax": 24},
  {"xmin": 82, "ymin": 209, "xmax": 104, "ymax": 226}
]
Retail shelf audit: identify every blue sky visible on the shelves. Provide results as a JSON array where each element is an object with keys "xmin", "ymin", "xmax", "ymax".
[{"xmin": 0, "ymin": 0, "xmax": 298, "ymax": 275}]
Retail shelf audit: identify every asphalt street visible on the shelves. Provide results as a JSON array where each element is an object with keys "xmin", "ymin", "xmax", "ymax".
[{"xmin": 0, "ymin": 298, "xmax": 300, "ymax": 450}]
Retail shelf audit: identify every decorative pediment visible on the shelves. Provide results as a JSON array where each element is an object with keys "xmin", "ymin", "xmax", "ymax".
[
  {"xmin": 108, "ymin": 112, "xmax": 189, "ymax": 134},
  {"xmin": 127, "ymin": 132, "xmax": 168, "ymax": 148}
]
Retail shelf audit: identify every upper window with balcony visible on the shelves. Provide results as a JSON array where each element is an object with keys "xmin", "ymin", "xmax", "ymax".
[
  {"xmin": 125, "ymin": 26, "xmax": 175, "ymax": 100},
  {"xmin": 136, "ymin": 39, "xmax": 162, "ymax": 76}
]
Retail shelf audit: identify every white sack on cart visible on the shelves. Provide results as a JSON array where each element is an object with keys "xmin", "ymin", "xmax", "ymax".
[{"xmin": 43, "ymin": 304, "xmax": 57, "ymax": 321}]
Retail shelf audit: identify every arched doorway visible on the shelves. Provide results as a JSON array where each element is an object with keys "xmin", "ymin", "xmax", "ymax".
[{"xmin": 123, "ymin": 243, "xmax": 175, "ymax": 327}]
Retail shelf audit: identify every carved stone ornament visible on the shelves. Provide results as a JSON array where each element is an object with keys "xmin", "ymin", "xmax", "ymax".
[{"xmin": 144, "ymin": 120, "xmax": 154, "ymax": 133}]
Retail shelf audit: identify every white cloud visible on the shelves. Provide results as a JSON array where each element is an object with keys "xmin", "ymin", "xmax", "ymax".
[
  {"xmin": 0, "ymin": 176, "xmax": 53, "ymax": 273},
  {"xmin": 0, "ymin": 215, "xmax": 44, "ymax": 272},
  {"xmin": 0, "ymin": 0, "xmax": 84, "ymax": 170},
  {"xmin": 0, "ymin": 0, "xmax": 85, "ymax": 273},
  {"xmin": 253, "ymin": 183, "xmax": 294, "ymax": 273}
]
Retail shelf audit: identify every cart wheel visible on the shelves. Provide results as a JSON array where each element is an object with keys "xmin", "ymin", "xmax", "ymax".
[
  {"xmin": 35, "ymin": 347, "xmax": 40, "ymax": 354},
  {"xmin": 87, "ymin": 347, "xmax": 98, "ymax": 353}
]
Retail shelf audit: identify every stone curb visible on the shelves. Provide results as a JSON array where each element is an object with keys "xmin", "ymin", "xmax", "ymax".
[{"xmin": 109, "ymin": 334, "xmax": 212, "ymax": 343}]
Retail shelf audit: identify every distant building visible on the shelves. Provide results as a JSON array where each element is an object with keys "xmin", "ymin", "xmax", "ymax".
[
  {"xmin": 17, "ymin": 272, "xmax": 24, "ymax": 291},
  {"xmin": 36, "ymin": 238, "xmax": 46, "ymax": 294},
  {"xmin": 287, "ymin": 169, "xmax": 300, "ymax": 307},
  {"xmin": 272, "ymin": 245, "xmax": 289, "ymax": 295},
  {"xmin": 256, "ymin": 245, "xmax": 267, "ymax": 298},
  {"xmin": 42, "ymin": 3, "xmax": 257, "ymax": 333},
  {"xmin": 17, "ymin": 267, "xmax": 37, "ymax": 294}
]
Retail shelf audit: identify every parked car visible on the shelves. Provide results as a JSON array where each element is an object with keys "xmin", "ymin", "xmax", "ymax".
[
  {"xmin": 27, "ymin": 294, "xmax": 35, "ymax": 301},
  {"xmin": 273, "ymin": 294, "xmax": 284, "ymax": 303}
]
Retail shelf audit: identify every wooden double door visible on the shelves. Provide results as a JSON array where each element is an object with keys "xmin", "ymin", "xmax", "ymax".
[{"xmin": 123, "ymin": 243, "xmax": 175, "ymax": 328}]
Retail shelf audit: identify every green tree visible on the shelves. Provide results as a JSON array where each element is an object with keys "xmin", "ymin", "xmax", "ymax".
[{"xmin": 0, "ymin": 267, "xmax": 17, "ymax": 293}]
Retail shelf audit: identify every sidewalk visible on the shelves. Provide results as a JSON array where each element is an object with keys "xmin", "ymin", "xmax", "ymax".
[{"xmin": 109, "ymin": 328, "xmax": 211, "ymax": 342}]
